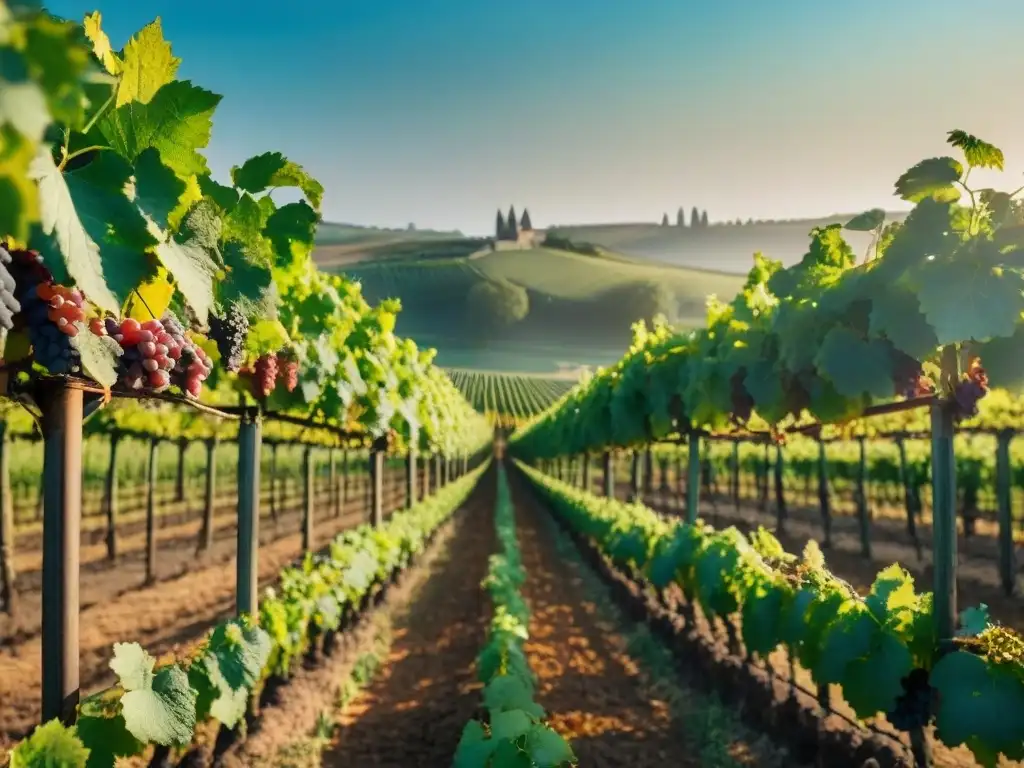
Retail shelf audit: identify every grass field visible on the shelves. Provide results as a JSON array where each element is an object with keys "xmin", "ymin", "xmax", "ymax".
[{"xmin": 330, "ymin": 245, "xmax": 743, "ymax": 372}]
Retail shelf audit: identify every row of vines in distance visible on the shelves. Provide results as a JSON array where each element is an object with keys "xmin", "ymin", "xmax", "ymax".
[{"xmin": 444, "ymin": 368, "xmax": 576, "ymax": 427}]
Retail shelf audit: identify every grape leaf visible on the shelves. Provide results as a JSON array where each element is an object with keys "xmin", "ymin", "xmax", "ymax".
[
  {"xmin": 28, "ymin": 147, "xmax": 122, "ymax": 314},
  {"xmin": 911, "ymin": 256, "xmax": 1024, "ymax": 345},
  {"xmin": 72, "ymin": 331, "xmax": 120, "ymax": 388},
  {"xmin": 108, "ymin": 642, "xmax": 197, "ymax": 746},
  {"xmin": 220, "ymin": 240, "xmax": 274, "ymax": 314},
  {"xmin": 116, "ymin": 18, "xmax": 179, "ymax": 107},
  {"xmin": 490, "ymin": 709, "xmax": 532, "ymax": 741},
  {"xmin": 957, "ymin": 604, "xmax": 990, "ymax": 637},
  {"xmin": 151, "ymin": 231, "xmax": 216, "ymax": 326},
  {"xmin": 525, "ymin": 724, "xmax": 574, "ymax": 767},
  {"xmin": 483, "ymin": 674, "xmax": 544, "ymax": 719},
  {"xmin": 9, "ymin": 719, "xmax": 90, "ymax": 768},
  {"xmin": 452, "ymin": 721, "xmax": 495, "ymax": 768},
  {"xmin": 0, "ymin": 81, "xmax": 51, "ymax": 143},
  {"xmin": 840, "ymin": 630, "xmax": 912, "ymax": 718},
  {"xmin": 230, "ymin": 152, "xmax": 324, "ymax": 210},
  {"xmin": 75, "ymin": 713, "xmax": 142, "ymax": 768},
  {"xmin": 815, "ymin": 327, "xmax": 895, "ymax": 400},
  {"xmin": 868, "ymin": 288, "xmax": 938, "ymax": 360},
  {"xmin": 894, "ymin": 157, "xmax": 963, "ymax": 203},
  {"xmin": 844, "ymin": 208, "xmax": 885, "ymax": 232},
  {"xmin": 83, "ymin": 12, "xmax": 122, "ymax": 76},
  {"xmin": 931, "ymin": 651, "xmax": 1024, "ymax": 764},
  {"xmin": 206, "ymin": 621, "xmax": 271, "ymax": 691},
  {"xmin": 0, "ymin": 126, "xmax": 40, "ymax": 243},
  {"xmin": 132, "ymin": 149, "xmax": 186, "ymax": 231},
  {"xmin": 948, "ymin": 130, "xmax": 1004, "ymax": 171},
  {"xmin": 125, "ymin": 269, "xmax": 174, "ymax": 321},
  {"xmin": 264, "ymin": 201, "xmax": 318, "ymax": 269},
  {"xmin": 99, "ymin": 80, "xmax": 222, "ymax": 179},
  {"xmin": 976, "ymin": 326, "xmax": 1024, "ymax": 393}
]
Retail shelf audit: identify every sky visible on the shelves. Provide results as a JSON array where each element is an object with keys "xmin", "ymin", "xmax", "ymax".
[{"xmin": 46, "ymin": 0, "xmax": 1024, "ymax": 235}]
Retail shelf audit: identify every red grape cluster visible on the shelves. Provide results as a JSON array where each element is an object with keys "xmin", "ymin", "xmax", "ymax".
[
  {"xmin": 278, "ymin": 349, "xmax": 299, "ymax": 393},
  {"xmin": 953, "ymin": 358, "xmax": 989, "ymax": 419},
  {"xmin": 251, "ymin": 354, "xmax": 279, "ymax": 398},
  {"xmin": 98, "ymin": 314, "xmax": 213, "ymax": 397}
]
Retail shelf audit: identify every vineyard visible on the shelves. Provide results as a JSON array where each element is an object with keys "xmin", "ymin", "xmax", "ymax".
[
  {"xmin": 444, "ymin": 369, "xmax": 576, "ymax": 428},
  {"xmin": 5, "ymin": 4, "xmax": 1024, "ymax": 768}
]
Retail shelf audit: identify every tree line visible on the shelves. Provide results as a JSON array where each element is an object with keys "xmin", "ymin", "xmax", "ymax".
[
  {"xmin": 495, "ymin": 206, "xmax": 533, "ymax": 240},
  {"xmin": 662, "ymin": 206, "xmax": 708, "ymax": 228}
]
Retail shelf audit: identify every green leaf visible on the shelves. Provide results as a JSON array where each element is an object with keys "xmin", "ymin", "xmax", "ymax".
[
  {"xmin": 75, "ymin": 713, "xmax": 143, "ymax": 768},
  {"xmin": 839, "ymin": 630, "xmax": 912, "ymax": 718},
  {"xmin": 230, "ymin": 152, "xmax": 324, "ymax": 210},
  {"xmin": 197, "ymin": 175, "xmax": 239, "ymax": 211},
  {"xmin": 99, "ymin": 80, "xmax": 222, "ymax": 179},
  {"xmin": 28, "ymin": 146, "xmax": 125, "ymax": 314},
  {"xmin": 9, "ymin": 719, "xmax": 89, "ymax": 768},
  {"xmin": 947, "ymin": 130, "xmax": 1004, "ymax": 171},
  {"xmin": 844, "ymin": 208, "xmax": 885, "ymax": 232},
  {"xmin": 0, "ymin": 126, "xmax": 40, "ymax": 243},
  {"xmin": 957, "ymin": 604, "xmax": 990, "ymax": 637},
  {"xmin": 814, "ymin": 327, "xmax": 894, "ymax": 400},
  {"xmin": 931, "ymin": 651, "xmax": 1024, "ymax": 764},
  {"xmin": 491, "ymin": 740, "xmax": 533, "ymax": 768},
  {"xmin": 108, "ymin": 643, "xmax": 197, "ymax": 746},
  {"xmin": 152, "ymin": 232, "xmax": 217, "ymax": 326},
  {"xmin": 132, "ymin": 148, "xmax": 186, "ymax": 231},
  {"xmin": 219, "ymin": 240, "xmax": 274, "ymax": 315},
  {"xmin": 72, "ymin": 332, "xmax": 121, "ymax": 387},
  {"xmin": 115, "ymin": 18, "xmax": 181, "ymax": 107},
  {"xmin": 490, "ymin": 708, "xmax": 533, "ymax": 742},
  {"xmin": 894, "ymin": 157, "xmax": 963, "ymax": 203},
  {"xmin": 483, "ymin": 674, "xmax": 544, "ymax": 719},
  {"xmin": 264, "ymin": 201, "xmax": 318, "ymax": 269},
  {"xmin": 911, "ymin": 256, "xmax": 1024, "ymax": 345},
  {"xmin": 868, "ymin": 288, "xmax": 939, "ymax": 360},
  {"xmin": 207, "ymin": 621, "xmax": 271, "ymax": 691},
  {"xmin": 453, "ymin": 720, "xmax": 495, "ymax": 768},
  {"xmin": 524, "ymin": 724, "xmax": 574, "ymax": 768},
  {"xmin": 0, "ymin": 81, "xmax": 51, "ymax": 143}
]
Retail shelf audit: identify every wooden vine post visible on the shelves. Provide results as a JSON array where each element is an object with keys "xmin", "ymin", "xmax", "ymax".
[
  {"xmin": 236, "ymin": 409, "xmax": 262, "ymax": 617},
  {"xmin": 996, "ymin": 428, "xmax": 1015, "ymax": 595},
  {"xmin": 302, "ymin": 444, "xmax": 314, "ymax": 551},
  {"xmin": 328, "ymin": 448, "xmax": 339, "ymax": 518},
  {"xmin": 685, "ymin": 432, "xmax": 700, "ymax": 523},
  {"xmin": 405, "ymin": 448, "xmax": 417, "ymax": 509},
  {"xmin": 629, "ymin": 450, "xmax": 641, "ymax": 502},
  {"xmin": 341, "ymin": 448, "xmax": 349, "ymax": 507},
  {"xmin": 174, "ymin": 437, "xmax": 187, "ymax": 503},
  {"xmin": 760, "ymin": 443, "xmax": 770, "ymax": 513},
  {"xmin": 602, "ymin": 451, "xmax": 614, "ymax": 498},
  {"xmin": 896, "ymin": 436, "xmax": 923, "ymax": 560},
  {"xmin": 268, "ymin": 442, "xmax": 279, "ymax": 525},
  {"xmin": 773, "ymin": 443, "xmax": 786, "ymax": 533},
  {"xmin": 103, "ymin": 430, "xmax": 121, "ymax": 561},
  {"xmin": 144, "ymin": 437, "xmax": 159, "ymax": 585},
  {"xmin": 421, "ymin": 452, "xmax": 430, "ymax": 499},
  {"xmin": 0, "ymin": 420, "xmax": 15, "ymax": 617},
  {"xmin": 198, "ymin": 437, "xmax": 218, "ymax": 552},
  {"xmin": 581, "ymin": 452, "xmax": 591, "ymax": 493},
  {"xmin": 39, "ymin": 380, "xmax": 84, "ymax": 725},
  {"xmin": 370, "ymin": 437, "xmax": 386, "ymax": 527},
  {"xmin": 643, "ymin": 447, "xmax": 654, "ymax": 496},
  {"xmin": 931, "ymin": 384, "xmax": 958, "ymax": 646},
  {"xmin": 855, "ymin": 436, "xmax": 872, "ymax": 559},
  {"xmin": 434, "ymin": 453, "xmax": 442, "ymax": 493},
  {"xmin": 816, "ymin": 438, "xmax": 833, "ymax": 549},
  {"xmin": 731, "ymin": 440, "xmax": 740, "ymax": 510}
]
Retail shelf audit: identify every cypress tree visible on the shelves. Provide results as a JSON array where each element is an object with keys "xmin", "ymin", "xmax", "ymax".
[
  {"xmin": 520, "ymin": 208, "xmax": 533, "ymax": 230},
  {"xmin": 661, "ymin": 213, "xmax": 669, "ymax": 226},
  {"xmin": 507, "ymin": 205, "xmax": 519, "ymax": 239},
  {"xmin": 700, "ymin": 210, "xmax": 709, "ymax": 227},
  {"xmin": 677, "ymin": 207, "xmax": 685, "ymax": 227},
  {"xmin": 690, "ymin": 207, "xmax": 700, "ymax": 228},
  {"xmin": 495, "ymin": 209, "xmax": 506, "ymax": 239}
]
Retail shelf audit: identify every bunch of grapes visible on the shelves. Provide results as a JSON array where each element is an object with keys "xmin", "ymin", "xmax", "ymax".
[
  {"xmin": 277, "ymin": 348, "xmax": 299, "ymax": 392},
  {"xmin": 891, "ymin": 353, "xmax": 935, "ymax": 399},
  {"xmin": 885, "ymin": 668, "xmax": 933, "ymax": 732},
  {"xmin": 0, "ymin": 248, "xmax": 22, "ymax": 331},
  {"xmin": 6, "ymin": 248, "xmax": 85, "ymax": 374},
  {"xmin": 208, "ymin": 304, "xmax": 248, "ymax": 372},
  {"xmin": 251, "ymin": 354, "xmax": 279, "ymax": 398},
  {"xmin": 953, "ymin": 358, "xmax": 989, "ymax": 419},
  {"xmin": 102, "ymin": 314, "xmax": 213, "ymax": 397}
]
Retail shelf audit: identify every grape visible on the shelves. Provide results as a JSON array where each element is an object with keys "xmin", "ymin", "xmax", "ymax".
[
  {"xmin": 885, "ymin": 668, "xmax": 933, "ymax": 732},
  {"xmin": 277, "ymin": 349, "xmax": 299, "ymax": 393},
  {"xmin": 952, "ymin": 359, "xmax": 990, "ymax": 419},
  {"xmin": 253, "ymin": 354, "xmax": 279, "ymax": 398},
  {"xmin": 208, "ymin": 304, "xmax": 248, "ymax": 373},
  {"xmin": 107, "ymin": 312, "xmax": 213, "ymax": 397},
  {"xmin": 0, "ymin": 248, "xmax": 22, "ymax": 331}
]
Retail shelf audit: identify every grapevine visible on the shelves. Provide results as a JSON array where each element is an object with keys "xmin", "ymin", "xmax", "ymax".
[{"xmin": 208, "ymin": 305, "xmax": 248, "ymax": 373}]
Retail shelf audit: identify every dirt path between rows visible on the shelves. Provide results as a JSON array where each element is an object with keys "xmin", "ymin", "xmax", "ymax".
[
  {"xmin": 318, "ymin": 478, "xmax": 496, "ymax": 767},
  {"xmin": 513, "ymin": 478, "xmax": 702, "ymax": 768},
  {"xmin": 0, "ymin": 487, "xmax": 403, "ymax": 748}
]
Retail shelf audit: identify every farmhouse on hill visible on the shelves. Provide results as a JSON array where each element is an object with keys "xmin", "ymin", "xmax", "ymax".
[{"xmin": 494, "ymin": 206, "xmax": 539, "ymax": 248}]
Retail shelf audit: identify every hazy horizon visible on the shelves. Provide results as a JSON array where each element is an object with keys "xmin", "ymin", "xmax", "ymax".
[{"xmin": 46, "ymin": 0, "xmax": 1024, "ymax": 236}]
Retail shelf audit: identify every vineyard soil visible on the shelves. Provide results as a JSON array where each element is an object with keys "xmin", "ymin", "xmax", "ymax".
[
  {"xmin": 0, "ymin": 481, "xmax": 406, "ymax": 750},
  {"xmin": 511, "ymin": 475, "xmax": 789, "ymax": 768},
  {"xmin": 315, "ymin": 478, "xmax": 497, "ymax": 766}
]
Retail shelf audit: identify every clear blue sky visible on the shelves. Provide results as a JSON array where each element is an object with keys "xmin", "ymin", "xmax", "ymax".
[{"xmin": 47, "ymin": 0, "xmax": 1024, "ymax": 234}]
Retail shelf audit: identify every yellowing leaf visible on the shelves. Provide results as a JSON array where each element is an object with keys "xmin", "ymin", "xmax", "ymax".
[
  {"xmin": 169, "ymin": 174, "xmax": 202, "ymax": 231},
  {"xmin": 116, "ymin": 18, "xmax": 181, "ymax": 107},
  {"xmin": 126, "ymin": 269, "xmax": 174, "ymax": 321},
  {"xmin": 83, "ymin": 12, "xmax": 122, "ymax": 75}
]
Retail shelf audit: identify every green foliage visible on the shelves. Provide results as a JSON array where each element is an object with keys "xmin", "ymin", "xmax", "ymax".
[
  {"xmin": 454, "ymin": 466, "xmax": 575, "ymax": 767},
  {"xmin": 518, "ymin": 463, "xmax": 1024, "ymax": 766}
]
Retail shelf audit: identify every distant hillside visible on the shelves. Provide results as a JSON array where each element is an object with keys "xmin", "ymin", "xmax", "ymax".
[
  {"xmin": 548, "ymin": 211, "xmax": 909, "ymax": 273},
  {"xmin": 314, "ymin": 221, "xmax": 481, "ymax": 267},
  {"xmin": 334, "ymin": 245, "xmax": 744, "ymax": 373}
]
